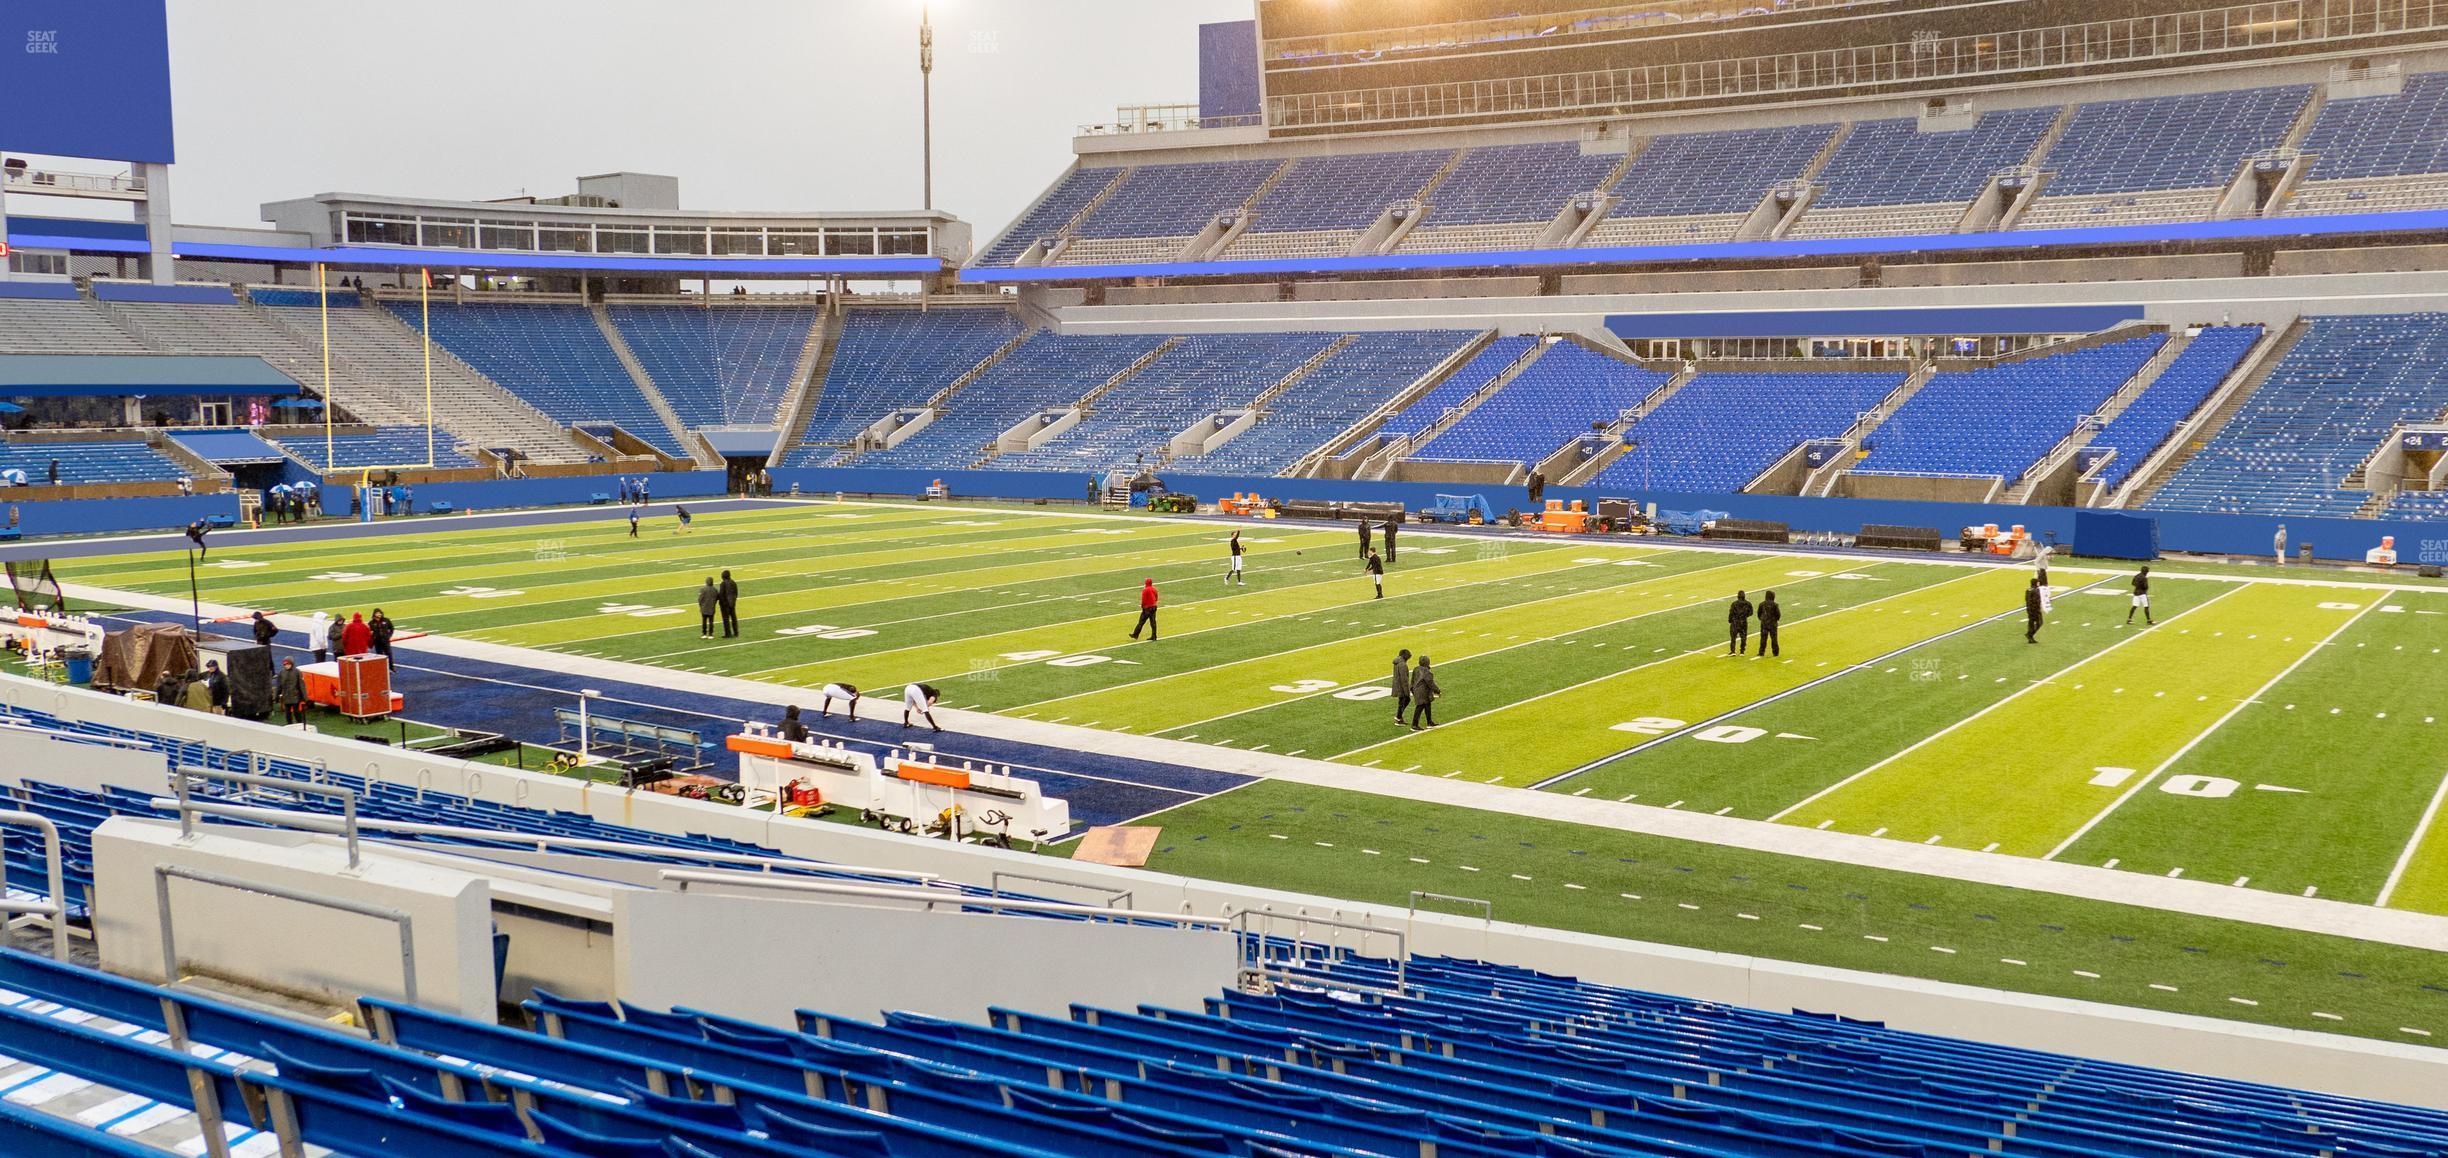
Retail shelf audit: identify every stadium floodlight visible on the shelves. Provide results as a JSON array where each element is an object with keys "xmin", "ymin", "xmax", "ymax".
[{"xmin": 182, "ymin": 520, "xmax": 209, "ymax": 632}]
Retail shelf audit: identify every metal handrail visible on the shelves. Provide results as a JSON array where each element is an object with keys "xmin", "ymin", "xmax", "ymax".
[
  {"xmin": 0, "ymin": 811, "xmax": 67, "ymax": 961},
  {"xmin": 154, "ymin": 865, "xmax": 416, "ymax": 1002},
  {"xmin": 659, "ymin": 869, "xmax": 1231, "ymax": 929},
  {"xmin": 1409, "ymin": 891, "xmax": 1493, "ymax": 921},
  {"xmin": 990, "ymin": 870, "xmax": 1132, "ymax": 909},
  {"xmin": 1233, "ymin": 909, "xmax": 1408, "ymax": 993},
  {"xmin": 170, "ymin": 767, "xmax": 359, "ymax": 870},
  {"xmin": 144, "ymin": 798, "xmax": 942, "ymax": 883}
]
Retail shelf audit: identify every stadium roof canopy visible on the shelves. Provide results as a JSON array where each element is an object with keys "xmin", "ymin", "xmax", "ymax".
[{"xmin": 0, "ymin": 354, "xmax": 300, "ymax": 397}]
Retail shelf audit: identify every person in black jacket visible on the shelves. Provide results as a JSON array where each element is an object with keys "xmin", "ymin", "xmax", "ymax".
[
  {"xmin": 697, "ymin": 578, "xmax": 719, "ymax": 639},
  {"xmin": 2126, "ymin": 566, "xmax": 2153, "ymax": 626},
  {"xmin": 1365, "ymin": 548, "xmax": 1385, "ymax": 599},
  {"xmin": 1408, "ymin": 656, "xmax": 1439, "ymax": 730},
  {"xmin": 779, "ymin": 704, "xmax": 808, "ymax": 744},
  {"xmin": 369, "ymin": 609, "xmax": 395, "ymax": 660},
  {"xmin": 1756, "ymin": 590, "xmax": 1781, "ymax": 657},
  {"xmin": 276, "ymin": 659, "xmax": 307, "ymax": 724},
  {"xmin": 203, "ymin": 661, "xmax": 228, "ymax": 714},
  {"xmin": 1391, "ymin": 648, "xmax": 1412, "ymax": 724},
  {"xmin": 1225, "ymin": 530, "xmax": 1245, "ymax": 587},
  {"xmin": 1357, "ymin": 518, "xmax": 1373, "ymax": 562},
  {"xmin": 2025, "ymin": 577, "xmax": 2046, "ymax": 643},
  {"xmin": 1727, "ymin": 591, "xmax": 1754, "ymax": 655},
  {"xmin": 1381, "ymin": 516, "xmax": 1398, "ymax": 565},
  {"xmin": 321, "ymin": 616, "xmax": 343, "ymax": 665},
  {"xmin": 717, "ymin": 570, "xmax": 740, "ymax": 637}
]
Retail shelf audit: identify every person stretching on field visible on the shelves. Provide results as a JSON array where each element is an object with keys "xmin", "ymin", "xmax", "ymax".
[
  {"xmin": 815, "ymin": 682, "xmax": 861, "ymax": 722},
  {"xmin": 1226, "ymin": 530, "xmax": 1245, "ymax": 587},
  {"xmin": 1130, "ymin": 579, "xmax": 1160, "ymax": 641},
  {"xmin": 2025, "ymin": 577, "xmax": 2046, "ymax": 643},
  {"xmin": 2126, "ymin": 566, "xmax": 2153, "ymax": 625},
  {"xmin": 903, "ymin": 682, "xmax": 943, "ymax": 733}
]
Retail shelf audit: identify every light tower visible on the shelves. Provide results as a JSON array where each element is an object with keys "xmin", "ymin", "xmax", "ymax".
[{"xmin": 919, "ymin": 2, "xmax": 935, "ymax": 211}]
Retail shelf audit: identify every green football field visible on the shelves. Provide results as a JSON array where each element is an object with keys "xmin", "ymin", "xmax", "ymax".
[{"xmin": 52, "ymin": 499, "xmax": 2448, "ymax": 919}]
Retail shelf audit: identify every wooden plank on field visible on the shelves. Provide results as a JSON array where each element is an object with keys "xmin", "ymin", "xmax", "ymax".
[{"xmin": 1073, "ymin": 825, "xmax": 1162, "ymax": 867}]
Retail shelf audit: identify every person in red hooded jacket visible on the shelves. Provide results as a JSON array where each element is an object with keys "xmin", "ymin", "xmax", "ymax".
[
  {"xmin": 341, "ymin": 612, "xmax": 373, "ymax": 657},
  {"xmin": 1129, "ymin": 579, "xmax": 1159, "ymax": 642}
]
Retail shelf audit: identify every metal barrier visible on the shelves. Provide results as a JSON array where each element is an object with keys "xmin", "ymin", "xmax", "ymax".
[
  {"xmin": 990, "ymin": 870, "xmax": 1131, "ymax": 910},
  {"xmin": 659, "ymin": 869, "xmax": 1231, "ymax": 930},
  {"xmin": 153, "ymin": 864, "xmax": 416, "ymax": 1004},
  {"xmin": 1231, "ymin": 908, "xmax": 1406, "ymax": 995},
  {"xmin": 1408, "ymin": 891, "xmax": 1492, "ymax": 921},
  {"xmin": 0, "ymin": 811, "xmax": 68, "ymax": 961},
  {"xmin": 169, "ymin": 767, "xmax": 360, "ymax": 870},
  {"xmin": 150, "ymin": 798, "xmax": 941, "ymax": 883}
]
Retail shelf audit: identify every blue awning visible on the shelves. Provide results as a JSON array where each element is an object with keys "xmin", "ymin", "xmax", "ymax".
[
  {"xmin": 700, "ymin": 428, "xmax": 779, "ymax": 457},
  {"xmin": 169, "ymin": 429, "xmax": 287, "ymax": 465},
  {"xmin": 0, "ymin": 355, "xmax": 301, "ymax": 396}
]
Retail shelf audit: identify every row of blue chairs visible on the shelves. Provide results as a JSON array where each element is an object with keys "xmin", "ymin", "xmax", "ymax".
[{"xmin": 2147, "ymin": 312, "xmax": 2448, "ymax": 518}]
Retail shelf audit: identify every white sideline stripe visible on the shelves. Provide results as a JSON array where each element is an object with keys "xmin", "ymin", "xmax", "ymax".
[
  {"xmin": 1769, "ymin": 582, "xmax": 2239, "ymax": 823},
  {"xmin": 1537, "ymin": 579, "xmax": 2081, "ymax": 792},
  {"xmin": 2377, "ymin": 761, "xmax": 2448, "ymax": 907},
  {"xmin": 1343, "ymin": 563, "xmax": 1981, "ymax": 765},
  {"xmin": 2044, "ymin": 597, "xmax": 2382, "ymax": 861}
]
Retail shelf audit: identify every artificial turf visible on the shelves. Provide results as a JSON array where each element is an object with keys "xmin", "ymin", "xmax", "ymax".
[
  {"xmin": 51, "ymin": 501, "xmax": 2448, "ymax": 918},
  {"xmin": 1106, "ymin": 778, "xmax": 2448, "ymax": 1047}
]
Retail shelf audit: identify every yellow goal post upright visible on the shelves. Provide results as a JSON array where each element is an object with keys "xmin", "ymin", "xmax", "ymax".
[{"xmin": 314, "ymin": 262, "xmax": 439, "ymax": 475}]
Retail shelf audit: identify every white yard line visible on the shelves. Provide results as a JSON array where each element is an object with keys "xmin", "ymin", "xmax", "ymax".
[
  {"xmin": 1768, "ymin": 581, "xmax": 2242, "ymax": 823},
  {"xmin": 2377, "ymin": 763, "xmax": 2448, "ymax": 908},
  {"xmin": 1022, "ymin": 552, "xmax": 1769, "ymax": 725},
  {"xmin": 1333, "ymin": 564, "xmax": 1989, "ymax": 762},
  {"xmin": 2043, "ymin": 597, "xmax": 2383, "ymax": 861}
]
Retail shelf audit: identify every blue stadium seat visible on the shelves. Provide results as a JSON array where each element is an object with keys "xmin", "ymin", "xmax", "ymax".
[
  {"xmin": 856, "ymin": 333, "xmax": 1167, "ymax": 470},
  {"xmin": 2036, "ymin": 86, "xmax": 2311, "ymax": 196},
  {"xmin": 1597, "ymin": 370, "xmax": 1905, "ymax": 491},
  {"xmin": 2145, "ymin": 313, "xmax": 2448, "ymax": 517},
  {"xmin": 610, "ymin": 304, "xmax": 820, "ymax": 429},
  {"xmin": 1375, "ymin": 336, "xmax": 1540, "ymax": 442},
  {"xmin": 1170, "ymin": 330, "xmax": 1479, "ymax": 476},
  {"xmin": 994, "ymin": 333, "xmax": 1338, "ymax": 472},
  {"xmin": 0, "ymin": 440, "xmax": 186, "ymax": 486},
  {"xmin": 1411, "ymin": 342, "xmax": 1670, "ymax": 469},
  {"xmin": 783, "ymin": 308, "xmax": 1026, "ymax": 465},
  {"xmin": 2086, "ymin": 325, "xmax": 2263, "ymax": 493},
  {"xmin": 1853, "ymin": 336, "xmax": 2166, "ymax": 481},
  {"xmin": 1806, "ymin": 106, "xmax": 2060, "ymax": 213},
  {"xmin": 390, "ymin": 302, "xmax": 686, "ymax": 457},
  {"xmin": 272, "ymin": 426, "xmax": 475, "ymax": 471},
  {"xmin": 975, "ymin": 167, "xmax": 1123, "ymax": 267}
]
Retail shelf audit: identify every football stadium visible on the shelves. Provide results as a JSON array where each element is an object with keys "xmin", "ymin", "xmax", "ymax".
[{"xmin": 4, "ymin": 0, "xmax": 2448, "ymax": 1153}]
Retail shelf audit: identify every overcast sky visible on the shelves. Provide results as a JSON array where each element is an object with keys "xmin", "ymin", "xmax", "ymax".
[{"xmin": 33, "ymin": 0, "xmax": 1250, "ymax": 246}]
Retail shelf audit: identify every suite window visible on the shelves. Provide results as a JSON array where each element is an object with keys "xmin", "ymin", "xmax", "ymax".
[
  {"xmin": 481, "ymin": 220, "xmax": 537, "ymax": 250},
  {"xmin": 419, "ymin": 218, "xmax": 476, "ymax": 249},
  {"xmin": 538, "ymin": 227, "xmax": 592, "ymax": 253},
  {"xmin": 653, "ymin": 227, "xmax": 708, "ymax": 255},
  {"xmin": 596, "ymin": 229, "xmax": 649, "ymax": 254}
]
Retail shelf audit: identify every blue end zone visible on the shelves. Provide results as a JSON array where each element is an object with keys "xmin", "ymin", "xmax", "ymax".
[{"xmin": 104, "ymin": 610, "xmax": 1251, "ymax": 831}]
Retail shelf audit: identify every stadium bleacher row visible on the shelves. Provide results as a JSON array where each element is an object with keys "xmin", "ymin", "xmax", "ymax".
[
  {"xmin": 0, "ymin": 280, "xmax": 2439, "ymax": 518},
  {"xmin": 973, "ymin": 72, "xmax": 2448, "ymax": 268}
]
